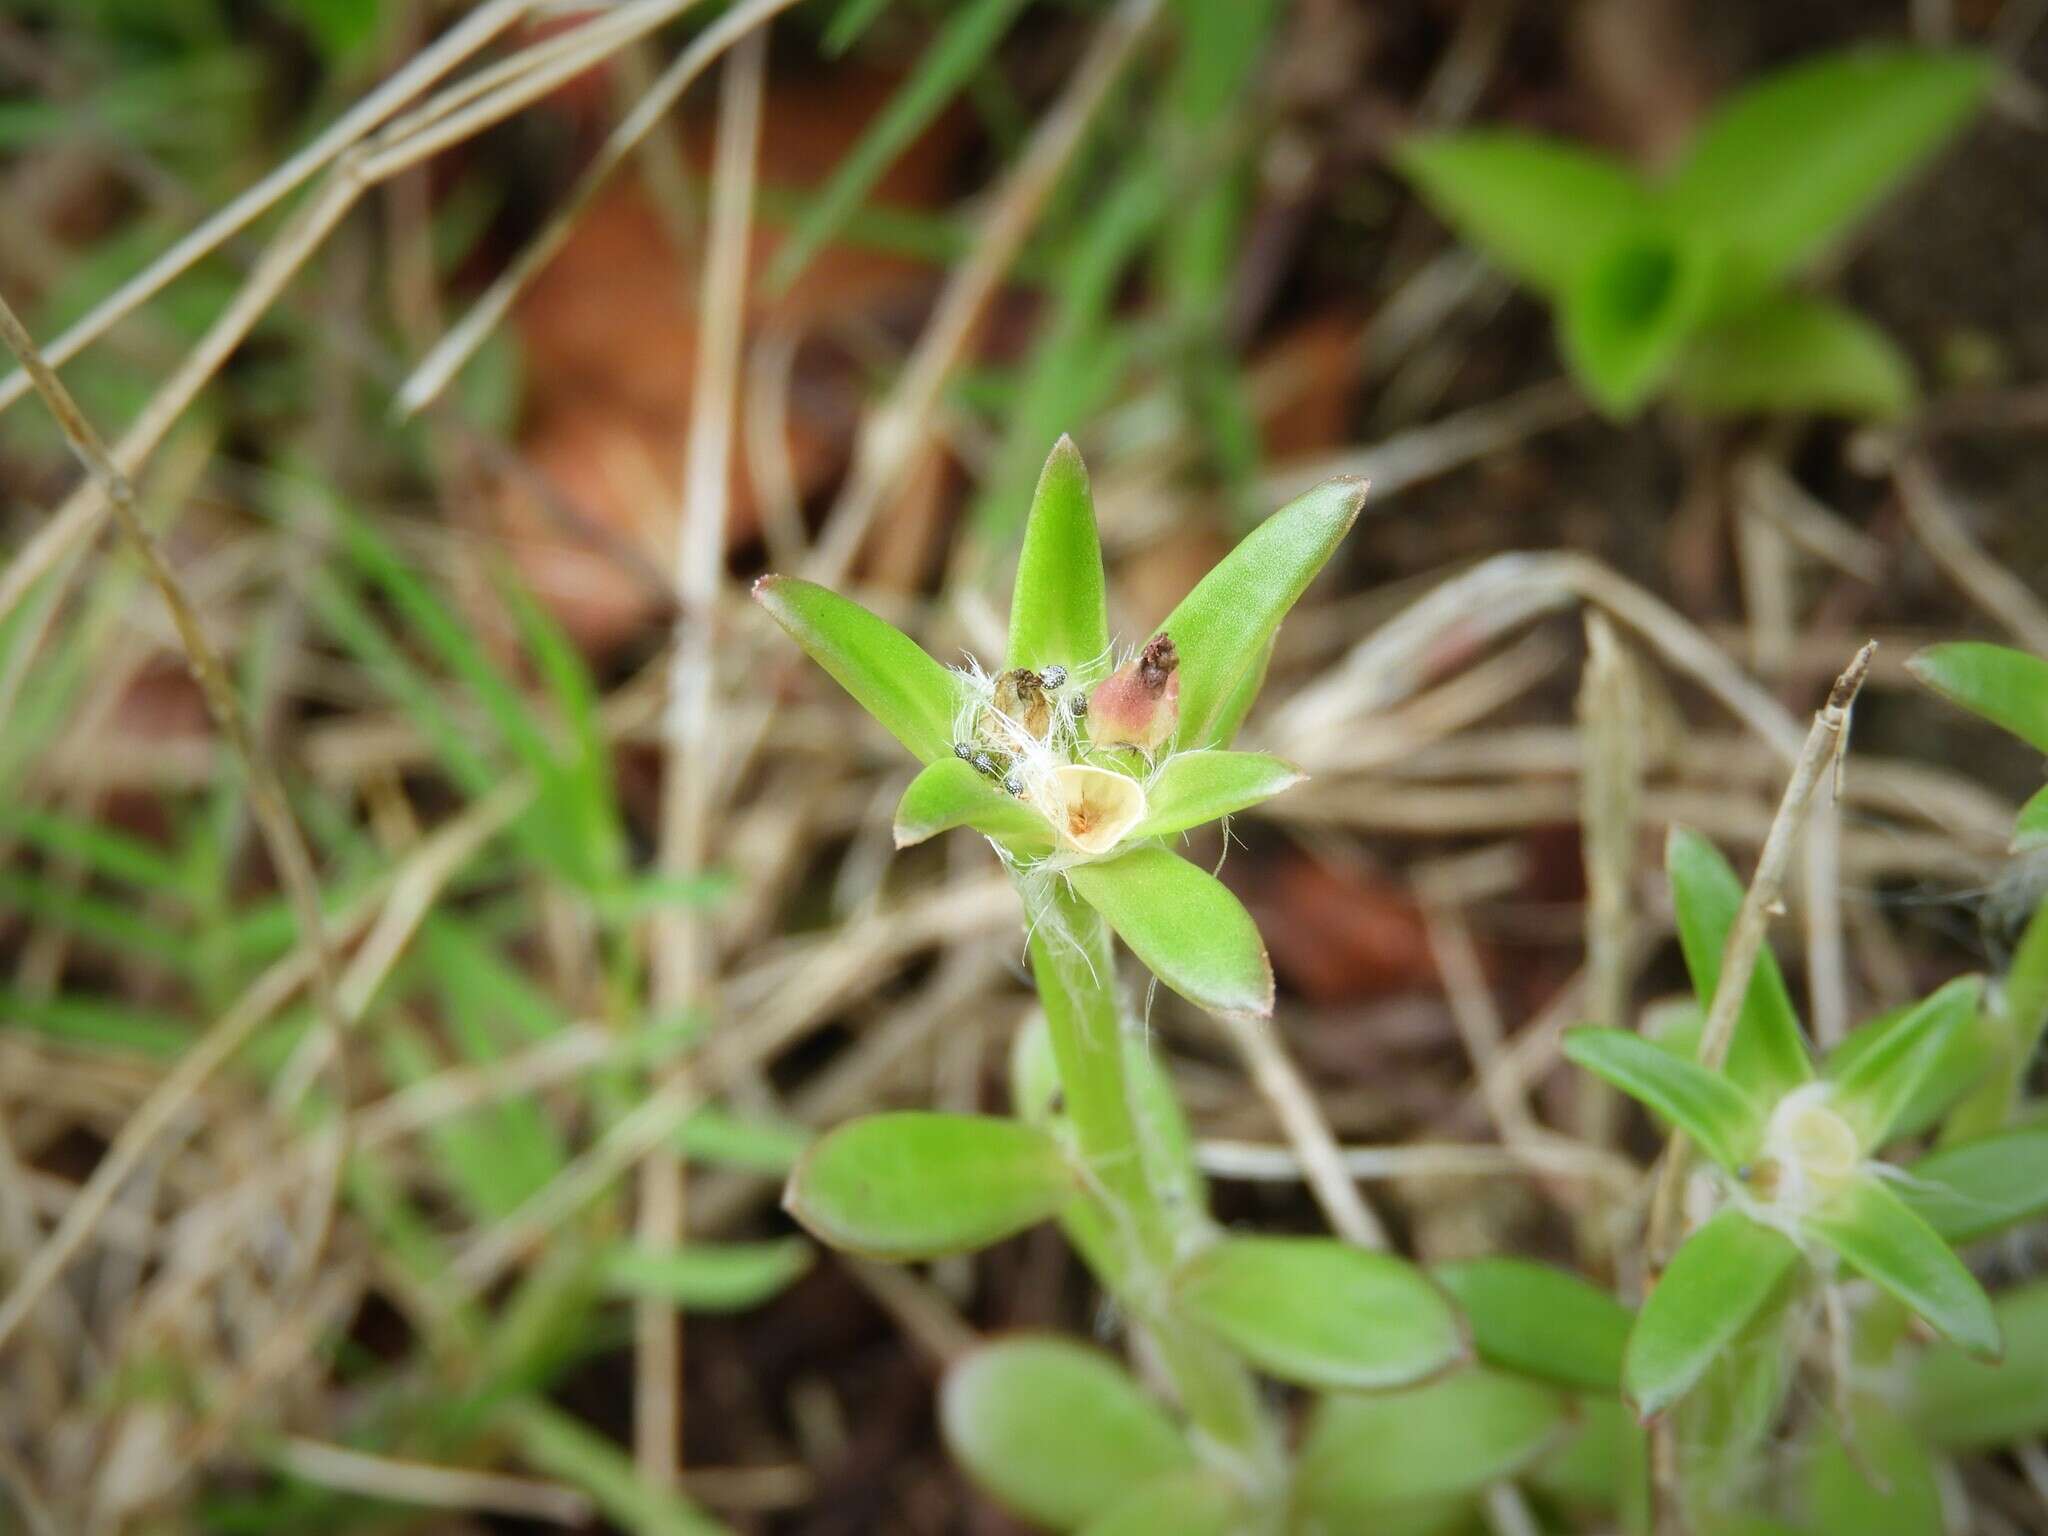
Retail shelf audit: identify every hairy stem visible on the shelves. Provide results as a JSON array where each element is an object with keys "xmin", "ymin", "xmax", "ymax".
[{"xmin": 1023, "ymin": 879, "xmax": 1281, "ymax": 1495}]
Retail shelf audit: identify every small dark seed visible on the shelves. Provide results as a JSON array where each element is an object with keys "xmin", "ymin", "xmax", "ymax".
[
  {"xmin": 1003, "ymin": 774, "xmax": 1025, "ymax": 796},
  {"xmin": 971, "ymin": 752, "xmax": 999, "ymax": 776},
  {"xmin": 1040, "ymin": 665, "xmax": 1067, "ymax": 690},
  {"xmin": 1070, "ymin": 695, "xmax": 1087, "ymax": 718},
  {"xmin": 953, "ymin": 741, "xmax": 974, "ymax": 761}
]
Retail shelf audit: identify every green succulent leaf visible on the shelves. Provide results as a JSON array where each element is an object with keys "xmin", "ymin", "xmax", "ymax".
[
  {"xmin": 1662, "ymin": 47, "xmax": 1991, "ymax": 293},
  {"xmin": 1296, "ymin": 1369, "xmax": 1567, "ymax": 1514},
  {"xmin": 893, "ymin": 757, "xmax": 1054, "ymax": 853},
  {"xmin": 598, "ymin": 1238, "xmax": 811, "ymax": 1313},
  {"xmin": 1008, "ymin": 435, "xmax": 1111, "ymax": 676},
  {"xmin": 1625, "ymin": 1208, "xmax": 1801, "ymax": 1418},
  {"xmin": 940, "ymin": 1337, "xmax": 1193, "ymax": 1530},
  {"xmin": 1173, "ymin": 1236, "xmax": 1465, "ymax": 1392},
  {"xmin": 1066, "ymin": 845, "xmax": 1273, "ymax": 1018},
  {"xmin": 1909, "ymin": 1278, "xmax": 2048, "ymax": 1449},
  {"xmin": 1806, "ymin": 1175, "xmax": 2000, "ymax": 1359},
  {"xmin": 1559, "ymin": 231, "xmax": 1722, "ymax": 418},
  {"xmin": 1135, "ymin": 750, "xmax": 1303, "ymax": 841},
  {"xmin": 1151, "ymin": 476, "xmax": 1366, "ymax": 750},
  {"xmin": 1902, "ymin": 1124, "xmax": 2048, "ymax": 1243},
  {"xmin": 1666, "ymin": 826, "xmax": 1813, "ymax": 1101},
  {"xmin": 1824, "ymin": 975, "xmax": 1984, "ymax": 1148},
  {"xmin": 1075, "ymin": 1470, "xmax": 1244, "ymax": 1536},
  {"xmin": 1562, "ymin": 1026, "xmax": 1765, "ymax": 1172},
  {"xmin": 1908, "ymin": 642, "xmax": 2048, "ymax": 755},
  {"xmin": 1524, "ymin": 1397, "xmax": 1648, "ymax": 1526},
  {"xmin": 1203, "ymin": 634, "xmax": 1273, "ymax": 750},
  {"xmin": 754, "ymin": 576, "xmax": 965, "ymax": 764},
  {"xmin": 1394, "ymin": 131, "xmax": 1650, "ymax": 295},
  {"xmin": 1807, "ymin": 1396, "xmax": 1944, "ymax": 1536},
  {"xmin": 1672, "ymin": 294, "xmax": 1916, "ymax": 418},
  {"xmin": 2016, "ymin": 783, "xmax": 2048, "ymax": 851},
  {"xmin": 1434, "ymin": 1257, "xmax": 1632, "ymax": 1394},
  {"xmin": 783, "ymin": 1112, "xmax": 1073, "ymax": 1260}
]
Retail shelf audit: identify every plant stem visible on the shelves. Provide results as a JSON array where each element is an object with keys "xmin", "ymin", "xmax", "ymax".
[{"xmin": 1024, "ymin": 878, "xmax": 1282, "ymax": 1494}]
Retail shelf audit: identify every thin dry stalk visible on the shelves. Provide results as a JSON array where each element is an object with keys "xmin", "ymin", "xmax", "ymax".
[
  {"xmin": 1896, "ymin": 454, "xmax": 2048, "ymax": 655},
  {"xmin": 1644, "ymin": 640, "xmax": 1877, "ymax": 1270},
  {"xmin": 1574, "ymin": 614, "xmax": 1644, "ymax": 1168},
  {"xmin": 807, "ymin": 0, "xmax": 1164, "ymax": 582},
  {"xmin": 1210, "ymin": 1013, "xmax": 1391, "ymax": 1248},
  {"xmin": 0, "ymin": 0, "xmax": 529, "ymax": 414},
  {"xmin": 270, "ymin": 1439, "xmax": 594, "ymax": 1527},
  {"xmin": 635, "ymin": 23, "xmax": 767, "ymax": 1488}
]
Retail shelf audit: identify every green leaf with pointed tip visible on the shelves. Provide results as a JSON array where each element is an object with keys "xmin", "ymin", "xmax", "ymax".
[
  {"xmin": 1559, "ymin": 231, "xmax": 1722, "ymax": 418},
  {"xmin": 1434, "ymin": 1257, "xmax": 1632, "ymax": 1394},
  {"xmin": 1067, "ymin": 846, "xmax": 1273, "ymax": 1018},
  {"xmin": 1297, "ymin": 1369, "xmax": 1567, "ymax": 1514},
  {"xmin": 1626, "ymin": 1208, "xmax": 1801, "ymax": 1417},
  {"xmin": 1807, "ymin": 1175, "xmax": 2000, "ymax": 1358},
  {"xmin": 784, "ymin": 1113, "xmax": 1073, "ymax": 1260},
  {"xmin": 1662, "ymin": 48, "xmax": 1991, "ymax": 293},
  {"xmin": 754, "ymin": 576, "xmax": 964, "ymax": 764},
  {"xmin": 2017, "ymin": 783, "xmax": 2048, "ymax": 851},
  {"xmin": 1173, "ymin": 1236, "xmax": 1464, "ymax": 1392},
  {"xmin": 1903, "ymin": 1124, "xmax": 2048, "ymax": 1243},
  {"xmin": 1909, "ymin": 1278, "xmax": 2048, "ymax": 1449},
  {"xmin": 1673, "ymin": 294, "xmax": 1915, "ymax": 419},
  {"xmin": 598, "ymin": 1238, "xmax": 811, "ymax": 1312},
  {"xmin": 1394, "ymin": 132, "xmax": 1649, "ymax": 295},
  {"xmin": 1135, "ymin": 750, "xmax": 1302, "ymax": 841},
  {"xmin": 1908, "ymin": 642, "xmax": 2048, "ymax": 755},
  {"xmin": 1076, "ymin": 1471, "xmax": 1243, "ymax": 1536},
  {"xmin": 894, "ymin": 757, "xmax": 1054, "ymax": 853},
  {"xmin": 940, "ymin": 1337, "xmax": 1193, "ymax": 1530},
  {"xmin": 1807, "ymin": 1397, "xmax": 1943, "ymax": 1536},
  {"xmin": 1563, "ymin": 1027, "xmax": 1764, "ymax": 1171},
  {"xmin": 1151, "ymin": 477, "xmax": 1366, "ymax": 750},
  {"xmin": 1666, "ymin": 827, "xmax": 1812, "ymax": 1101},
  {"xmin": 1008, "ymin": 436, "xmax": 1111, "ymax": 676},
  {"xmin": 1825, "ymin": 976, "xmax": 1983, "ymax": 1148}
]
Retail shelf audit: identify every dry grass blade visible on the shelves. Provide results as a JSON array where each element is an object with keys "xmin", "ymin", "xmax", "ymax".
[
  {"xmin": 269, "ymin": 1439, "xmax": 594, "ymax": 1527},
  {"xmin": 1897, "ymin": 454, "xmax": 2048, "ymax": 655},
  {"xmin": 1575, "ymin": 613, "xmax": 1644, "ymax": 1159}
]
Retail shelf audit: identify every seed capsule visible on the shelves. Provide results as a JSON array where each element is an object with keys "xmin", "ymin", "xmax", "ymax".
[
  {"xmin": 1086, "ymin": 633, "xmax": 1179, "ymax": 752},
  {"xmin": 1040, "ymin": 665, "xmax": 1068, "ymax": 690}
]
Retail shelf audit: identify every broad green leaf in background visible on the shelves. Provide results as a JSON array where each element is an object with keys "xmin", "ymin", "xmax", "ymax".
[
  {"xmin": 1625, "ymin": 1208, "xmax": 1801, "ymax": 1417},
  {"xmin": 1135, "ymin": 751, "xmax": 1303, "ymax": 841},
  {"xmin": 1663, "ymin": 47, "xmax": 1992, "ymax": 292},
  {"xmin": 1562, "ymin": 1027, "xmax": 1764, "ymax": 1172},
  {"xmin": 1295, "ymin": 1369, "xmax": 1566, "ymax": 1514},
  {"xmin": 1902, "ymin": 1124, "xmax": 2048, "ymax": 1242},
  {"xmin": 1672, "ymin": 293, "xmax": 1916, "ymax": 418},
  {"xmin": 1394, "ymin": 132, "xmax": 1649, "ymax": 295},
  {"xmin": 598, "ymin": 1239, "xmax": 812, "ymax": 1313},
  {"xmin": 893, "ymin": 757, "xmax": 1055, "ymax": 853},
  {"xmin": 1150, "ymin": 476, "xmax": 1367, "ymax": 749},
  {"xmin": 1075, "ymin": 1470, "xmax": 1244, "ymax": 1536},
  {"xmin": 1008, "ymin": 435, "xmax": 1110, "ymax": 675},
  {"xmin": 1434, "ymin": 1257, "xmax": 1632, "ymax": 1394},
  {"xmin": 1670, "ymin": 1276, "xmax": 1800, "ymax": 1527},
  {"xmin": 1524, "ymin": 1398, "xmax": 1647, "ymax": 1526},
  {"xmin": 1910, "ymin": 1279, "xmax": 2048, "ymax": 1449},
  {"xmin": 1173, "ymin": 1237, "xmax": 1465, "ymax": 1392},
  {"xmin": 1559, "ymin": 232, "xmax": 1722, "ymax": 417},
  {"xmin": 1909, "ymin": 642, "xmax": 2048, "ymax": 755},
  {"xmin": 1825, "ymin": 975, "xmax": 1983, "ymax": 1147},
  {"xmin": 783, "ymin": 1113, "xmax": 1073, "ymax": 1260},
  {"xmin": 1666, "ymin": 827, "xmax": 1812, "ymax": 1100},
  {"xmin": 940, "ymin": 1338, "xmax": 1193, "ymax": 1531},
  {"xmin": 1806, "ymin": 1176, "xmax": 2000, "ymax": 1357},
  {"xmin": 754, "ymin": 576, "xmax": 965, "ymax": 764},
  {"xmin": 1805, "ymin": 1397, "xmax": 1943, "ymax": 1536},
  {"xmin": 1067, "ymin": 846, "xmax": 1273, "ymax": 1017}
]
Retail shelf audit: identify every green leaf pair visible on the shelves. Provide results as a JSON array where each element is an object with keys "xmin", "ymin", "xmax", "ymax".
[
  {"xmin": 1565, "ymin": 830, "xmax": 2001, "ymax": 1417},
  {"xmin": 758, "ymin": 439, "xmax": 1363, "ymax": 1020},
  {"xmin": 1396, "ymin": 47, "xmax": 1990, "ymax": 417},
  {"xmin": 1911, "ymin": 641, "xmax": 2048, "ymax": 851}
]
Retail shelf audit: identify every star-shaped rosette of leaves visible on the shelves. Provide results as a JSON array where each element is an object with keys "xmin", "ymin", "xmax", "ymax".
[
  {"xmin": 755, "ymin": 437, "xmax": 1364, "ymax": 1022},
  {"xmin": 1565, "ymin": 829, "xmax": 2002, "ymax": 1419}
]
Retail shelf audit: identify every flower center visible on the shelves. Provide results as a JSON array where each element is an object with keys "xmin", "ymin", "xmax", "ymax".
[
  {"xmin": 1748, "ymin": 1083, "xmax": 1861, "ymax": 1217},
  {"xmin": 1035, "ymin": 764, "xmax": 1146, "ymax": 856}
]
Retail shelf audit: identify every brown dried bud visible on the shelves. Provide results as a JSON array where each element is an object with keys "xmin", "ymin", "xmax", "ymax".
[
  {"xmin": 983, "ymin": 667, "xmax": 1053, "ymax": 741},
  {"xmin": 1086, "ymin": 634, "xmax": 1180, "ymax": 752}
]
